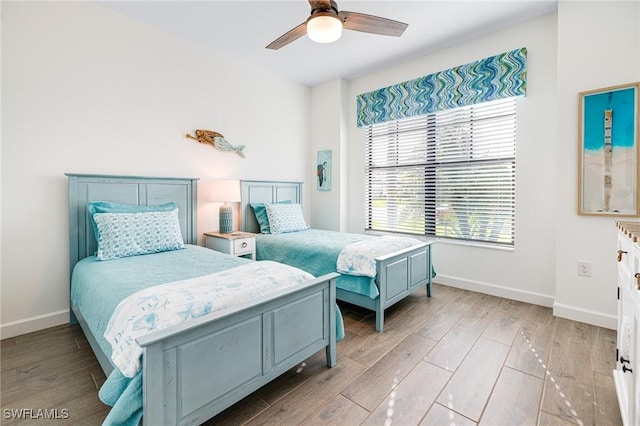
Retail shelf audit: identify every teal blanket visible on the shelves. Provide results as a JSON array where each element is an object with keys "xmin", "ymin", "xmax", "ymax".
[
  {"xmin": 256, "ymin": 229, "xmax": 382, "ymax": 298},
  {"xmin": 71, "ymin": 245, "xmax": 344, "ymax": 426},
  {"xmin": 256, "ymin": 230, "xmax": 436, "ymax": 298}
]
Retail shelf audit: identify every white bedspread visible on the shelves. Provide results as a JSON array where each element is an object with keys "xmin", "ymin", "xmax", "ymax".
[
  {"xmin": 336, "ymin": 236, "xmax": 423, "ymax": 278},
  {"xmin": 104, "ymin": 261, "xmax": 314, "ymax": 378}
]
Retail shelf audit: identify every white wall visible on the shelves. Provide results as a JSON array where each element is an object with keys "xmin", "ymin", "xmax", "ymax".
[
  {"xmin": 345, "ymin": 13, "xmax": 560, "ymax": 310},
  {"xmin": 554, "ymin": 1, "xmax": 640, "ymax": 327},
  {"xmin": 1, "ymin": 1, "xmax": 311, "ymax": 338},
  {"xmin": 309, "ymin": 79, "xmax": 349, "ymax": 231}
]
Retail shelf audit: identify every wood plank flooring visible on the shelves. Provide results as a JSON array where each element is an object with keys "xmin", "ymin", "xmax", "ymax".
[{"xmin": 1, "ymin": 284, "xmax": 621, "ymax": 425}]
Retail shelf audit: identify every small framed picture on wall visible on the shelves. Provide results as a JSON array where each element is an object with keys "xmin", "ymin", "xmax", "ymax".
[{"xmin": 317, "ymin": 150, "xmax": 331, "ymax": 191}]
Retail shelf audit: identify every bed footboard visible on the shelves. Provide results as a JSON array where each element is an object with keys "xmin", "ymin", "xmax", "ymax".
[
  {"xmin": 337, "ymin": 242, "xmax": 433, "ymax": 332},
  {"xmin": 138, "ymin": 273, "xmax": 338, "ymax": 426}
]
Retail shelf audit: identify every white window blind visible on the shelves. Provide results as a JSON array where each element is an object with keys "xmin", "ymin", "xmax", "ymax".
[{"xmin": 365, "ymin": 97, "xmax": 517, "ymax": 246}]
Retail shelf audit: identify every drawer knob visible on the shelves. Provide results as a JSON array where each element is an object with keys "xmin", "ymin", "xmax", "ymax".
[
  {"xmin": 618, "ymin": 250, "xmax": 627, "ymax": 262},
  {"xmin": 241, "ymin": 242, "xmax": 247, "ymax": 248},
  {"xmin": 623, "ymin": 364, "xmax": 633, "ymax": 374},
  {"xmin": 635, "ymin": 273, "xmax": 640, "ymax": 290}
]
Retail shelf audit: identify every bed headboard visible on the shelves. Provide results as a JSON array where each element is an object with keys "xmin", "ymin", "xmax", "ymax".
[
  {"xmin": 66, "ymin": 173, "xmax": 199, "ymax": 270},
  {"xmin": 240, "ymin": 180, "xmax": 302, "ymax": 233}
]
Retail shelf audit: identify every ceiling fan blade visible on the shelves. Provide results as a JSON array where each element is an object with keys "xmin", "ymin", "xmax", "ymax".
[
  {"xmin": 339, "ymin": 11, "xmax": 408, "ymax": 37},
  {"xmin": 266, "ymin": 22, "xmax": 307, "ymax": 50}
]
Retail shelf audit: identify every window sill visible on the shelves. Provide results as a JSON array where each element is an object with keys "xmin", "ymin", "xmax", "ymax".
[{"xmin": 364, "ymin": 230, "xmax": 514, "ymax": 252}]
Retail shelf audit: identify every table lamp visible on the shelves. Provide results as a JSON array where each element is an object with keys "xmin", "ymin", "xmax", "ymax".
[{"xmin": 211, "ymin": 179, "xmax": 241, "ymax": 233}]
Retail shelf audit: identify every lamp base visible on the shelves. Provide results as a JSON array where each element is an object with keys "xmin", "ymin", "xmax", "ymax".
[{"xmin": 219, "ymin": 205, "xmax": 233, "ymax": 234}]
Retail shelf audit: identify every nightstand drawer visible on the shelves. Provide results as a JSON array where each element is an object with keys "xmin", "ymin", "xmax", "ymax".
[
  {"xmin": 204, "ymin": 231, "xmax": 256, "ymax": 260},
  {"xmin": 234, "ymin": 237, "xmax": 255, "ymax": 254}
]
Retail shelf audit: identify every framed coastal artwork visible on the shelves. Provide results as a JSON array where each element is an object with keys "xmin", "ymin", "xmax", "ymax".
[
  {"xmin": 317, "ymin": 150, "xmax": 331, "ymax": 191},
  {"xmin": 578, "ymin": 82, "xmax": 639, "ymax": 216}
]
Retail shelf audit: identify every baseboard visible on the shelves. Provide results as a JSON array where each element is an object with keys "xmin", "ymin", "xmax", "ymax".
[
  {"xmin": 434, "ymin": 274, "xmax": 616, "ymax": 329},
  {"xmin": 553, "ymin": 301, "xmax": 616, "ymax": 330},
  {"xmin": 0, "ymin": 309, "xmax": 69, "ymax": 339},
  {"xmin": 434, "ymin": 274, "xmax": 555, "ymax": 307},
  {"xmin": 0, "ymin": 286, "xmax": 617, "ymax": 339}
]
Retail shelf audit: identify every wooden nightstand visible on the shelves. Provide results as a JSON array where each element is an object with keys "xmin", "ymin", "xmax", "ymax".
[{"xmin": 204, "ymin": 231, "xmax": 256, "ymax": 260}]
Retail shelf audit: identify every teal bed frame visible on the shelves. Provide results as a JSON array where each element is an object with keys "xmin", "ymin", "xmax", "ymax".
[
  {"xmin": 67, "ymin": 173, "xmax": 337, "ymax": 425},
  {"xmin": 239, "ymin": 180, "xmax": 434, "ymax": 332}
]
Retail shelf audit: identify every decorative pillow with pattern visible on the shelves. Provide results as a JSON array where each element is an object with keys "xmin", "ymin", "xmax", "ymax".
[
  {"xmin": 264, "ymin": 203, "xmax": 310, "ymax": 234},
  {"xmin": 93, "ymin": 209, "xmax": 184, "ymax": 260},
  {"xmin": 88, "ymin": 201, "xmax": 178, "ymax": 242},
  {"xmin": 250, "ymin": 200, "xmax": 292, "ymax": 234}
]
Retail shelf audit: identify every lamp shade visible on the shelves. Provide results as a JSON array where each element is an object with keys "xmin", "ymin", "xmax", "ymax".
[
  {"xmin": 211, "ymin": 179, "xmax": 241, "ymax": 203},
  {"xmin": 211, "ymin": 179, "xmax": 240, "ymax": 233},
  {"xmin": 306, "ymin": 12, "xmax": 343, "ymax": 44}
]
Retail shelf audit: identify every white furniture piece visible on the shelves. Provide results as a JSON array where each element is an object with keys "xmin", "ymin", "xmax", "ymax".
[
  {"xmin": 205, "ymin": 231, "xmax": 256, "ymax": 260},
  {"xmin": 615, "ymin": 221, "xmax": 640, "ymax": 426}
]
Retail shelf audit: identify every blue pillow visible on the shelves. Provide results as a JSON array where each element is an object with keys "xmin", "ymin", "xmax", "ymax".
[
  {"xmin": 88, "ymin": 201, "xmax": 177, "ymax": 241},
  {"xmin": 250, "ymin": 200, "xmax": 291, "ymax": 234},
  {"xmin": 93, "ymin": 209, "xmax": 184, "ymax": 261}
]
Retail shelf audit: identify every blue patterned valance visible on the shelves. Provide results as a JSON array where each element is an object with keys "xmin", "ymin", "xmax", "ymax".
[{"xmin": 356, "ymin": 47, "xmax": 527, "ymax": 127}]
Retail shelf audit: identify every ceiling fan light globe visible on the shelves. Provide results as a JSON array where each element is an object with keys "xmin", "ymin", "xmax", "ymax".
[{"xmin": 306, "ymin": 13, "xmax": 343, "ymax": 44}]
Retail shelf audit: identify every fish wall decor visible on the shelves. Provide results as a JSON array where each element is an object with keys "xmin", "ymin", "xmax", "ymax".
[{"xmin": 185, "ymin": 130, "xmax": 245, "ymax": 158}]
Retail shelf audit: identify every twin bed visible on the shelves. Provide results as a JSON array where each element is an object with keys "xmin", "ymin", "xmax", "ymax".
[
  {"xmin": 239, "ymin": 180, "xmax": 435, "ymax": 332},
  {"xmin": 67, "ymin": 174, "xmax": 339, "ymax": 426}
]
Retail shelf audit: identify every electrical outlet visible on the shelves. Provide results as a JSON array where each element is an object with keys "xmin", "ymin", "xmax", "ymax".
[{"xmin": 577, "ymin": 261, "xmax": 592, "ymax": 277}]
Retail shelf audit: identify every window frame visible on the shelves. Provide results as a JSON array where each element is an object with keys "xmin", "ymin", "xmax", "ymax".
[{"xmin": 364, "ymin": 97, "xmax": 517, "ymax": 247}]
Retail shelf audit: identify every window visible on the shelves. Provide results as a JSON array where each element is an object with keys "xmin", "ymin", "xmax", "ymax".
[{"xmin": 365, "ymin": 97, "xmax": 517, "ymax": 246}]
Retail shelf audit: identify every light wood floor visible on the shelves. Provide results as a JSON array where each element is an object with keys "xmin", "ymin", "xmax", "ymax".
[{"xmin": 1, "ymin": 284, "xmax": 622, "ymax": 425}]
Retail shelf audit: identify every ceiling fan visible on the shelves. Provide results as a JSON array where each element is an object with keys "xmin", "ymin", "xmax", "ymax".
[{"xmin": 266, "ymin": 0, "xmax": 408, "ymax": 50}]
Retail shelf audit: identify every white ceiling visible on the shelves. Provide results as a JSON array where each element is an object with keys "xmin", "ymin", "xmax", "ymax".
[{"xmin": 97, "ymin": 0, "xmax": 557, "ymax": 87}]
